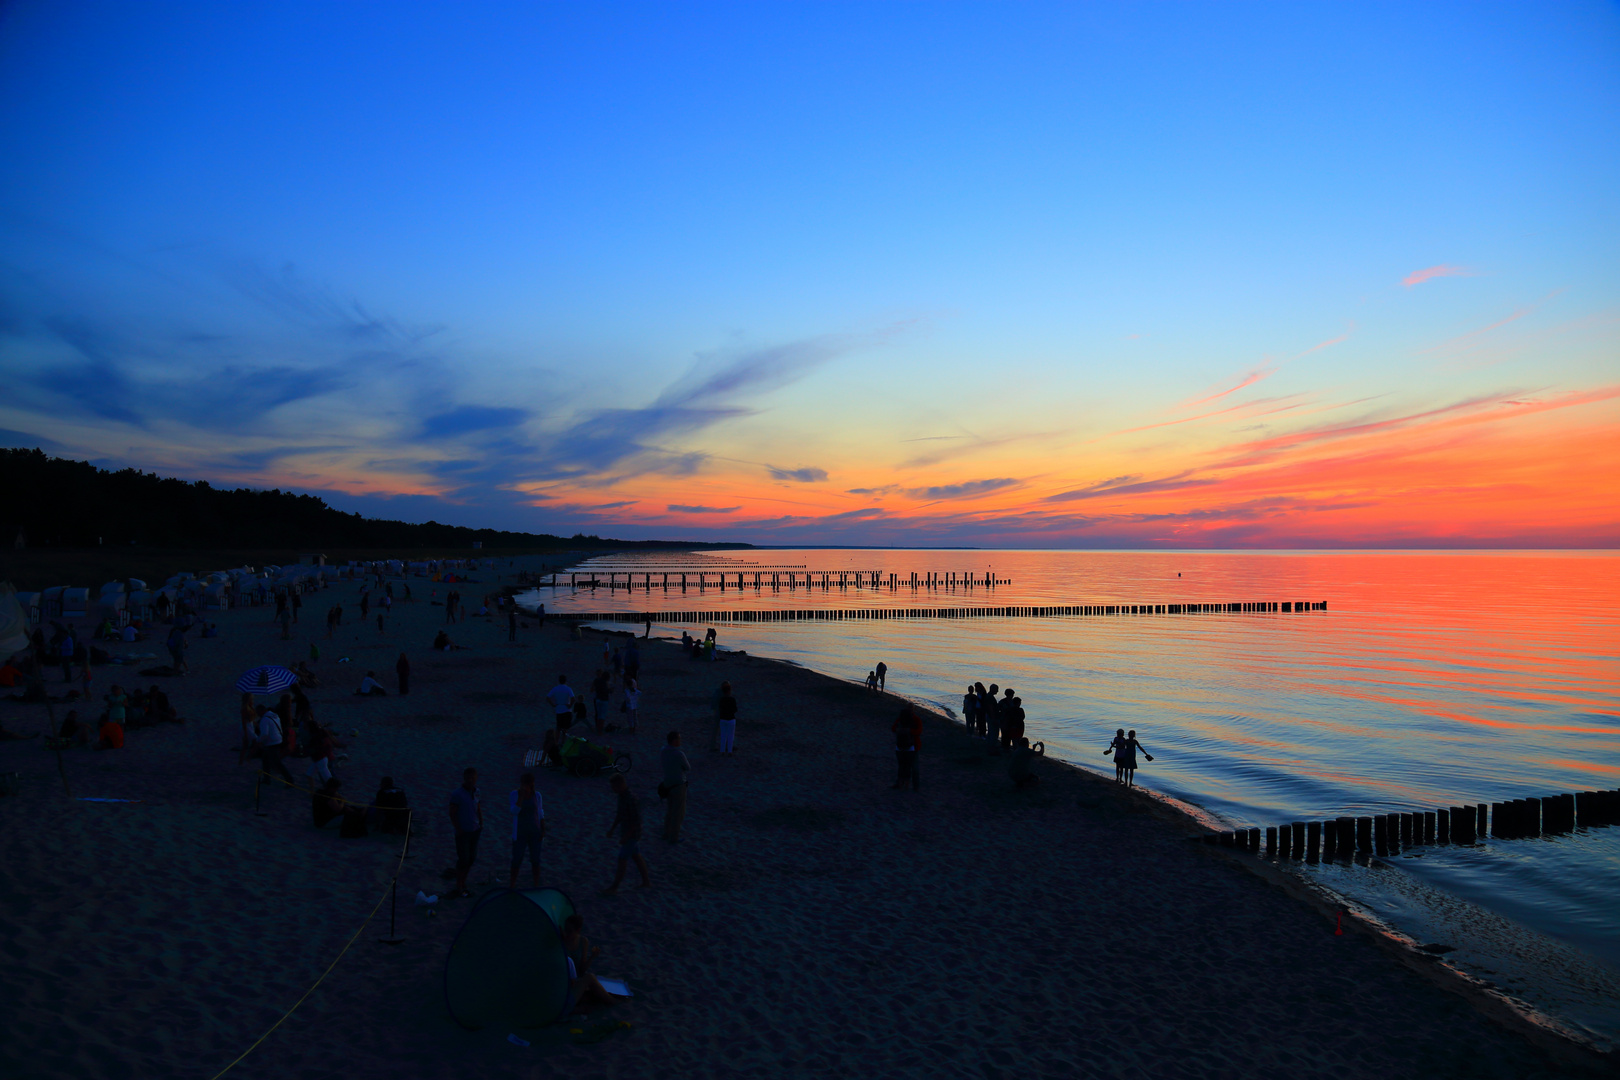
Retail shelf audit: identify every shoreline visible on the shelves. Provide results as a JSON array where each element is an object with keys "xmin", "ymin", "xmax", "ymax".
[
  {"xmin": 0, "ymin": 560, "xmax": 1608, "ymax": 1077},
  {"xmin": 587, "ymin": 620, "xmax": 1618, "ymax": 1064}
]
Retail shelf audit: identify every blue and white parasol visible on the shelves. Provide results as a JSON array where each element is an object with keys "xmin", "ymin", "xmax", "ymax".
[{"xmin": 235, "ymin": 665, "xmax": 299, "ymax": 694}]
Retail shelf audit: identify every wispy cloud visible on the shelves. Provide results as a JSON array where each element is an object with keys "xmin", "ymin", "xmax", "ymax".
[
  {"xmin": 1403, "ymin": 264, "xmax": 1475, "ymax": 288},
  {"xmin": 667, "ymin": 504, "xmax": 740, "ymax": 514},
  {"xmin": 906, "ymin": 477, "xmax": 1020, "ymax": 500},
  {"xmin": 1044, "ymin": 472, "xmax": 1216, "ymax": 502},
  {"xmin": 1178, "ymin": 364, "xmax": 1277, "ymax": 411},
  {"xmin": 767, "ymin": 464, "xmax": 828, "ymax": 483}
]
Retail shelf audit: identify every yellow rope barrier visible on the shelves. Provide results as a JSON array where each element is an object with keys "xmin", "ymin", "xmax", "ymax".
[{"xmin": 210, "ymin": 794, "xmax": 416, "ymax": 1079}]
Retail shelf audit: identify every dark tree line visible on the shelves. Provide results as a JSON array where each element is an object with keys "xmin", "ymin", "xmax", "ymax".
[{"xmin": 0, "ymin": 449, "xmax": 740, "ymax": 551}]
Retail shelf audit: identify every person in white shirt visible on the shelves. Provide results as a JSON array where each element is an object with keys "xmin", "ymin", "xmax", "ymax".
[
  {"xmin": 257, "ymin": 708, "xmax": 294, "ymax": 784},
  {"xmin": 356, "ymin": 671, "xmax": 387, "ymax": 696}
]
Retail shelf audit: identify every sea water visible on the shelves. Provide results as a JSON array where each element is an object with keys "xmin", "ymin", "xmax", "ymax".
[{"xmin": 523, "ymin": 549, "xmax": 1620, "ymax": 1047}]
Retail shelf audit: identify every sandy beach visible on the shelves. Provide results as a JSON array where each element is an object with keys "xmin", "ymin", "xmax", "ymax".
[{"xmin": 0, "ymin": 562, "xmax": 1605, "ymax": 1079}]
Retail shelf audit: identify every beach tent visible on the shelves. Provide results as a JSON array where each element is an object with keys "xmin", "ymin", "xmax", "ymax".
[
  {"xmin": 0, "ymin": 584, "xmax": 32, "ymax": 656},
  {"xmin": 443, "ymin": 887, "xmax": 576, "ymax": 1030}
]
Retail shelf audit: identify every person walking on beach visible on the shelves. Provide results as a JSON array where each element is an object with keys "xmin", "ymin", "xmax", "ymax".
[
  {"xmin": 547, "ymin": 675, "xmax": 575, "ymax": 733},
  {"xmin": 892, "ymin": 705, "xmax": 921, "ymax": 790},
  {"xmin": 1120, "ymin": 729, "xmax": 1153, "ymax": 787},
  {"xmin": 604, "ymin": 774, "xmax": 651, "ymax": 892},
  {"xmin": 1105, "ymin": 729, "xmax": 1128, "ymax": 783},
  {"xmin": 448, "ymin": 767, "xmax": 482, "ymax": 898},
  {"xmin": 508, "ymin": 771, "xmax": 545, "ymax": 889},
  {"xmin": 661, "ymin": 731, "xmax": 690, "ymax": 842},
  {"xmin": 396, "ymin": 651, "xmax": 410, "ymax": 695},
  {"xmin": 875, "ymin": 661, "xmax": 887, "ymax": 691},
  {"xmin": 715, "ymin": 681, "xmax": 738, "ymax": 754}
]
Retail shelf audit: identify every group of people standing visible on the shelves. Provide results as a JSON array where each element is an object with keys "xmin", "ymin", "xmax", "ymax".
[{"xmin": 961, "ymin": 682, "xmax": 1027, "ymax": 754}]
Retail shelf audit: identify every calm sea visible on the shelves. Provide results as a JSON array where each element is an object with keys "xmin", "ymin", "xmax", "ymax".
[{"xmin": 522, "ymin": 549, "xmax": 1620, "ymax": 1048}]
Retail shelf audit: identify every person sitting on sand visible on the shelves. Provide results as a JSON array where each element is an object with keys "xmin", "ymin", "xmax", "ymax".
[
  {"xmin": 373, "ymin": 776, "xmax": 410, "ymax": 834},
  {"xmin": 58, "ymin": 709, "xmax": 91, "ymax": 747},
  {"xmin": 105, "ymin": 685, "xmax": 128, "ymax": 729},
  {"xmin": 432, "ymin": 630, "xmax": 452, "ymax": 652},
  {"xmin": 1009, "ymin": 737, "xmax": 1044, "ymax": 789},
  {"xmin": 561, "ymin": 914, "xmax": 625, "ymax": 1011},
  {"xmin": 146, "ymin": 685, "xmax": 178, "ymax": 724},
  {"xmin": 356, "ymin": 671, "xmax": 387, "ymax": 696},
  {"xmin": 97, "ymin": 712, "xmax": 124, "ymax": 750},
  {"xmin": 0, "ymin": 715, "xmax": 35, "ymax": 740},
  {"xmin": 540, "ymin": 726, "xmax": 566, "ymax": 768},
  {"xmin": 294, "ymin": 661, "xmax": 321, "ymax": 688},
  {"xmin": 313, "ymin": 778, "xmax": 344, "ymax": 828}
]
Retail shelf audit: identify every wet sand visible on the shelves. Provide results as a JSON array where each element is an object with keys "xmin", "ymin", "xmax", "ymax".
[{"xmin": 0, "ymin": 562, "xmax": 1604, "ymax": 1079}]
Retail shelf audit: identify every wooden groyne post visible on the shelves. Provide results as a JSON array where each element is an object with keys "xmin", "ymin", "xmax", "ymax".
[{"xmin": 1204, "ymin": 788, "xmax": 1619, "ymax": 863}]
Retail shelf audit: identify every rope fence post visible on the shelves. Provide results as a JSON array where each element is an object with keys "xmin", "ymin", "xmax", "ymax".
[{"xmin": 378, "ymin": 809, "xmax": 413, "ymax": 946}]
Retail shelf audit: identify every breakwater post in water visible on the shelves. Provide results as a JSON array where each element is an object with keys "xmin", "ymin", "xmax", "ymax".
[
  {"xmin": 1202, "ymin": 789, "xmax": 1620, "ymax": 863},
  {"xmin": 538, "ymin": 601, "xmax": 1329, "ymax": 624}
]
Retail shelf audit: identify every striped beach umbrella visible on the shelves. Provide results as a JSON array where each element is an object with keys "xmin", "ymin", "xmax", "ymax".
[{"xmin": 235, "ymin": 665, "xmax": 298, "ymax": 695}]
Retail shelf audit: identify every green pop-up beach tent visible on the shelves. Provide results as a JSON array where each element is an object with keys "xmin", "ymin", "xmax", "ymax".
[{"xmin": 443, "ymin": 887, "xmax": 576, "ymax": 1030}]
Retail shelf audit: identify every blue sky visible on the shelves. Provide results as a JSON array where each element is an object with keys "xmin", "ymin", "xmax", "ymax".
[{"xmin": 2, "ymin": 1, "xmax": 1617, "ymax": 545}]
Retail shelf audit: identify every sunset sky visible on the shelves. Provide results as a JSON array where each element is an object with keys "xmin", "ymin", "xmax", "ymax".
[{"xmin": 1, "ymin": 1, "xmax": 1616, "ymax": 546}]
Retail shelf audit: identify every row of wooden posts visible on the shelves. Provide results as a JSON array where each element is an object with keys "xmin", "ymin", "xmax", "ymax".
[
  {"xmin": 558, "ymin": 570, "xmax": 1009, "ymax": 590},
  {"xmin": 549, "ymin": 601, "xmax": 1328, "ymax": 624},
  {"xmin": 1204, "ymin": 788, "xmax": 1620, "ymax": 861}
]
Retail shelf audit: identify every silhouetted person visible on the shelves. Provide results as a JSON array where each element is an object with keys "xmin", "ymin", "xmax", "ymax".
[
  {"xmin": 1120, "ymin": 729, "xmax": 1153, "ymax": 786},
  {"xmin": 604, "ymin": 774, "xmax": 651, "ymax": 892},
  {"xmin": 661, "ymin": 731, "xmax": 690, "ymax": 841},
  {"xmin": 875, "ymin": 661, "xmax": 887, "ymax": 690},
  {"xmin": 1009, "ymin": 738, "xmax": 1044, "ymax": 789},
  {"xmin": 892, "ymin": 706, "xmax": 920, "ymax": 790},
  {"xmin": 1000, "ymin": 693, "xmax": 1025, "ymax": 753},
  {"xmin": 447, "ymin": 767, "xmax": 482, "ymax": 898},
  {"xmin": 508, "ymin": 771, "xmax": 545, "ymax": 889},
  {"xmin": 1105, "ymin": 728, "xmax": 1128, "ymax": 783},
  {"xmin": 396, "ymin": 651, "xmax": 410, "ymax": 695}
]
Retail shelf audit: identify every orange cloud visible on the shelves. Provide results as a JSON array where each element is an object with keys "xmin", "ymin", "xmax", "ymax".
[{"xmin": 1402, "ymin": 264, "xmax": 1474, "ymax": 287}]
